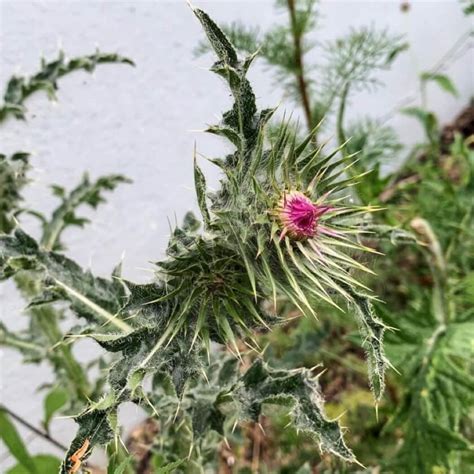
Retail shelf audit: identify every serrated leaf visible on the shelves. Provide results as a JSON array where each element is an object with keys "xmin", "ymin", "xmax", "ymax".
[
  {"xmin": 0, "ymin": 153, "xmax": 30, "ymax": 234},
  {"xmin": 347, "ymin": 290, "xmax": 387, "ymax": 402},
  {"xmin": 0, "ymin": 229, "xmax": 130, "ymax": 332},
  {"xmin": 0, "ymin": 51, "xmax": 134, "ymax": 122},
  {"xmin": 41, "ymin": 173, "xmax": 130, "ymax": 251},
  {"xmin": 60, "ymin": 409, "xmax": 115, "ymax": 474},
  {"xmin": 232, "ymin": 359, "xmax": 357, "ymax": 463},
  {"xmin": 193, "ymin": 8, "xmax": 238, "ymax": 65}
]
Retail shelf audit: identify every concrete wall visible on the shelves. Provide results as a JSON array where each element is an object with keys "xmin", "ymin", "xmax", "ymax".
[{"xmin": 1, "ymin": 0, "xmax": 472, "ymax": 468}]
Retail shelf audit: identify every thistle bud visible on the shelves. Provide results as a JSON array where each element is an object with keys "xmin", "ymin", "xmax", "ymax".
[{"xmin": 276, "ymin": 191, "xmax": 331, "ymax": 240}]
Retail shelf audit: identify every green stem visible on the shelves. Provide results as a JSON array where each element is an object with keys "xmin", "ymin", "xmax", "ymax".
[
  {"xmin": 410, "ymin": 217, "xmax": 449, "ymax": 324},
  {"xmin": 40, "ymin": 179, "xmax": 92, "ymax": 251},
  {"xmin": 13, "ymin": 272, "xmax": 91, "ymax": 402},
  {"xmin": 287, "ymin": 0, "xmax": 313, "ymax": 134},
  {"xmin": 336, "ymin": 82, "xmax": 350, "ymax": 150},
  {"xmin": 0, "ymin": 333, "xmax": 43, "ymax": 353}
]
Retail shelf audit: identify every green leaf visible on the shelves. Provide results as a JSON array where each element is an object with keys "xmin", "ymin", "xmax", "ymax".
[
  {"xmin": 6, "ymin": 455, "xmax": 61, "ymax": 474},
  {"xmin": 383, "ymin": 301, "xmax": 474, "ymax": 470},
  {"xmin": 41, "ymin": 173, "xmax": 130, "ymax": 251},
  {"xmin": 192, "ymin": 8, "xmax": 238, "ymax": 65},
  {"xmin": 43, "ymin": 386, "xmax": 68, "ymax": 432},
  {"xmin": 0, "ymin": 409, "xmax": 37, "ymax": 474},
  {"xmin": 420, "ymin": 72, "xmax": 458, "ymax": 97},
  {"xmin": 60, "ymin": 409, "xmax": 115, "ymax": 474},
  {"xmin": 0, "ymin": 50, "xmax": 134, "ymax": 122},
  {"xmin": 193, "ymin": 6, "xmax": 258, "ymax": 156},
  {"xmin": 232, "ymin": 359, "xmax": 358, "ymax": 463},
  {"xmin": 106, "ymin": 443, "xmax": 134, "ymax": 474},
  {"xmin": 0, "ymin": 229, "xmax": 131, "ymax": 332},
  {"xmin": 155, "ymin": 459, "xmax": 185, "ymax": 473},
  {"xmin": 347, "ymin": 291, "xmax": 388, "ymax": 402},
  {"xmin": 402, "ymin": 107, "xmax": 439, "ymax": 145}
]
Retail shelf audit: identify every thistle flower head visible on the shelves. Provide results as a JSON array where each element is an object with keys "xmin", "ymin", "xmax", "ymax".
[{"xmin": 277, "ymin": 191, "xmax": 332, "ymax": 240}]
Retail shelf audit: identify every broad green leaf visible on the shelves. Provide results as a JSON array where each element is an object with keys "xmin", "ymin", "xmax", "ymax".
[
  {"xmin": 43, "ymin": 386, "xmax": 68, "ymax": 432},
  {"xmin": 0, "ymin": 409, "xmax": 37, "ymax": 474},
  {"xmin": 6, "ymin": 455, "xmax": 61, "ymax": 474},
  {"xmin": 420, "ymin": 72, "xmax": 458, "ymax": 97}
]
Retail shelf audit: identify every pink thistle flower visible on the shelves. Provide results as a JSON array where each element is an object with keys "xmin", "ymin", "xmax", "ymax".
[{"xmin": 277, "ymin": 191, "xmax": 332, "ymax": 240}]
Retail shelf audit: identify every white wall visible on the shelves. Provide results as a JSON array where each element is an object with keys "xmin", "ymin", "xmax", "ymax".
[{"xmin": 0, "ymin": 0, "xmax": 472, "ymax": 468}]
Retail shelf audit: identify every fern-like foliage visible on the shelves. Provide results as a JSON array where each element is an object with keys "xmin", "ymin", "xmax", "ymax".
[
  {"xmin": 319, "ymin": 26, "xmax": 407, "ymax": 113},
  {"xmin": 196, "ymin": 1, "xmax": 407, "ymax": 133},
  {"xmin": 0, "ymin": 50, "xmax": 134, "ymax": 122},
  {"xmin": 0, "ymin": 8, "xmax": 398, "ymax": 471}
]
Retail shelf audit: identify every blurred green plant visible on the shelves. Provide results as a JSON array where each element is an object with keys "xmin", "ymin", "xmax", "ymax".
[{"xmin": 0, "ymin": 50, "xmax": 134, "ymax": 472}]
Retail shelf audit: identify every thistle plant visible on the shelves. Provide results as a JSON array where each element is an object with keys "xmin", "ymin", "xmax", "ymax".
[
  {"xmin": 0, "ymin": 7, "xmax": 400, "ymax": 471},
  {"xmin": 1, "ymin": 3, "xmax": 472, "ymax": 474}
]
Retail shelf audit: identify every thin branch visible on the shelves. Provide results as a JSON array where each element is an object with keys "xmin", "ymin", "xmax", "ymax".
[
  {"xmin": 336, "ymin": 82, "xmax": 350, "ymax": 149},
  {"xmin": 0, "ymin": 404, "xmax": 68, "ymax": 452}
]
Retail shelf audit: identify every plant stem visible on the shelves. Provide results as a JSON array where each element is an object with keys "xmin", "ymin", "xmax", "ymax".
[
  {"xmin": 0, "ymin": 404, "xmax": 68, "ymax": 451},
  {"xmin": 13, "ymin": 272, "xmax": 91, "ymax": 402},
  {"xmin": 287, "ymin": 0, "xmax": 313, "ymax": 134},
  {"xmin": 336, "ymin": 82, "xmax": 350, "ymax": 149},
  {"xmin": 410, "ymin": 217, "xmax": 449, "ymax": 325}
]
